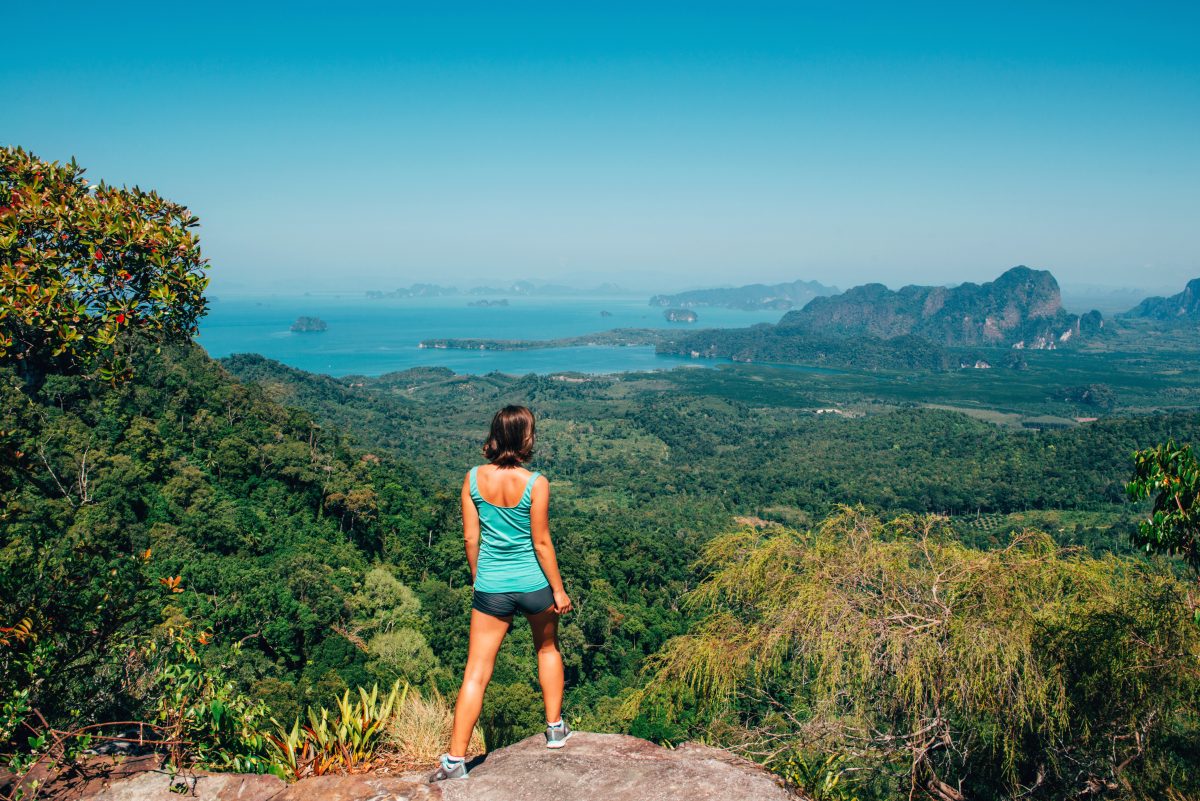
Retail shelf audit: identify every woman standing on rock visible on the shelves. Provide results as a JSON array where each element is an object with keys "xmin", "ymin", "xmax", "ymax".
[{"xmin": 432, "ymin": 405, "xmax": 574, "ymax": 781}]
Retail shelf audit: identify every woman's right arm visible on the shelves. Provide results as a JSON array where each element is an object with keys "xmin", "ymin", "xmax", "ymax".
[
  {"xmin": 461, "ymin": 473, "xmax": 481, "ymax": 584},
  {"xmin": 529, "ymin": 476, "xmax": 572, "ymax": 614}
]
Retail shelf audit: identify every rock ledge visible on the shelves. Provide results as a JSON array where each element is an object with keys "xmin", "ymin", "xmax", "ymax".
[
  {"xmin": 26, "ymin": 733, "xmax": 799, "ymax": 801},
  {"xmin": 439, "ymin": 733, "xmax": 796, "ymax": 801}
]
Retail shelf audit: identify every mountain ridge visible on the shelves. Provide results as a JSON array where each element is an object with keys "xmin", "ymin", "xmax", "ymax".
[
  {"xmin": 1123, "ymin": 278, "xmax": 1200, "ymax": 321},
  {"xmin": 778, "ymin": 266, "xmax": 1101, "ymax": 349}
]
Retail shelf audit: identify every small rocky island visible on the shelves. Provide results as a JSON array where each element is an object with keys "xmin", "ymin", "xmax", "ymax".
[
  {"xmin": 290, "ymin": 315, "xmax": 328, "ymax": 333},
  {"xmin": 664, "ymin": 308, "xmax": 698, "ymax": 323},
  {"xmin": 468, "ymin": 299, "xmax": 509, "ymax": 307}
]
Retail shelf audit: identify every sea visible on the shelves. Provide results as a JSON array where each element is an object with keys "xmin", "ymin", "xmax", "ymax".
[{"xmin": 195, "ymin": 294, "xmax": 786, "ymax": 377}]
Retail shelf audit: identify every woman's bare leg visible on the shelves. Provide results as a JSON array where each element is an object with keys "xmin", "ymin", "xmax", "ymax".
[
  {"xmin": 526, "ymin": 606, "xmax": 563, "ymax": 723},
  {"xmin": 448, "ymin": 609, "xmax": 512, "ymax": 756}
]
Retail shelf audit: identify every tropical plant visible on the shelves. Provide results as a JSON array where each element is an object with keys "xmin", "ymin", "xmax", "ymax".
[
  {"xmin": 148, "ymin": 623, "xmax": 276, "ymax": 773},
  {"xmin": 4, "ymin": 618, "xmax": 166, "ymax": 801},
  {"xmin": 775, "ymin": 752, "xmax": 861, "ymax": 801},
  {"xmin": 0, "ymin": 146, "xmax": 208, "ymax": 387},
  {"xmin": 636, "ymin": 508, "xmax": 1200, "ymax": 801},
  {"xmin": 1127, "ymin": 440, "xmax": 1200, "ymax": 581},
  {"xmin": 1, "ymin": 618, "xmax": 39, "ymax": 786},
  {"xmin": 266, "ymin": 681, "xmax": 406, "ymax": 780}
]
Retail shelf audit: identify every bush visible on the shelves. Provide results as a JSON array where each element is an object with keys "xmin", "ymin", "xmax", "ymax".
[
  {"xmin": 268, "ymin": 681, "xmax": 405, "ymax": 780},
  {"xmin": 150, "ymin": 624, "xmax": 276, "ymax": 774},
  {"xmin": 637, "ymin": 507, "xmax": 1200, "ymax": 800},
  {"xmin": 381, "ymin": 688, "xmax": 484, "ymax": 769}
]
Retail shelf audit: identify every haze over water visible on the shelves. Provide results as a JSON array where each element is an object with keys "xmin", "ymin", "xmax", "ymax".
[{"xmin": 197, "ymin": 295, "xmax": 784, "ymax": 376}]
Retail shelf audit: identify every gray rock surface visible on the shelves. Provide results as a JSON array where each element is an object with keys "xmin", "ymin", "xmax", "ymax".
[
  {"xmin": 438, "ymin": 733, "xmax": 797, "ymax": 801},
  {"xmin": 35, "ymin": 732, "xmax": 797, "ymax": 801},
  {"xmin": 271, "ymin": 774, "xmax": 438, "ymax": 801},
  {"xmin": 88, "ymin": 769, "xmax": 285, "ymax": 801}
]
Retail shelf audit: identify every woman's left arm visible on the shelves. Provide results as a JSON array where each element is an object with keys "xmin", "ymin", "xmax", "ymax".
[
  {"xmin": 530, "ymin": 476, "xmax": 572, "ymax": 613},
  {"xmin": 461, "ymin": 473, "xmax": 481, "ymax": 583}
]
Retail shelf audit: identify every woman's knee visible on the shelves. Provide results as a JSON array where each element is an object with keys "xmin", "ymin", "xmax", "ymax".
[
  {"xmin": 462, "ymin": 663, "xmax": 494, "ymax": 687},
  {"xmin": 535, "ymin": 638, "xmax": 560, "ymax": 656}
]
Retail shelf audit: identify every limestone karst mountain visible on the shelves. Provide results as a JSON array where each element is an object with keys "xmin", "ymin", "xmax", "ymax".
[
  {"xmin": 778, "ymin": 266, "xmax": 1101, "ymax": 349},
  {"xmin": 1123, "ymin": 278, "xmax": 1200, "ymax": 321}
]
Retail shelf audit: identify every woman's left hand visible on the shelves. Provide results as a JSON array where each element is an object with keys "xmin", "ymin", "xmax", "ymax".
[{"xmin": 553, "ymin": 589, "xmax": 573, "ymax": 615}]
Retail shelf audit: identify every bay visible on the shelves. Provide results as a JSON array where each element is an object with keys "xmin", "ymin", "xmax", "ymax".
[{"xmin": 195, "ymin": 294, "xmax": 786, "ymax": 377}]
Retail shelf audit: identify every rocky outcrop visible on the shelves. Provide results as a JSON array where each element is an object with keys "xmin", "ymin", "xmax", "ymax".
[
  {"xmin": 18, "ymin": 733, "xmax": 799, "ymax": 801},
  {"xmin": 1124, "ymin": 278, "xmax": 1200, "ymax": 321},
  {"xmin": 89, "ymin": 770, "xmax": 287, "ymax": 801},
  {"xmin": 438, "ymin": 733, "xmax": 797, "ymax": 801},
  {"xmin": 290, "ymin": 316, "xmax": 328, "ymax": 333},
  {"xmin": 272, "ymin": 774, "xmax": 436, "ymax": 801},
  {"xmin": 778, "ymin": 266, "xmax": 1098, "ymax": 348}
]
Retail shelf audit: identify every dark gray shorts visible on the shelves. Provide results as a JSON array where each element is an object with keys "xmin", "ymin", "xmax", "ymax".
[{"xmin": 472, "ymin": 585, "xmax": 554, "ymax": 618}]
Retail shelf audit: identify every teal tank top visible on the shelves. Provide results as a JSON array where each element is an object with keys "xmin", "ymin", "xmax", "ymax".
[{"xmin": 469, "ymin": 466, "xmax": 550, "ymax": 593}]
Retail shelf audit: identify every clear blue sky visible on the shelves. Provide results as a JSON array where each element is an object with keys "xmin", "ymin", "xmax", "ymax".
[{"xmin": 3, "ymin": 2, "xmax": 1197, "ymax": 295}]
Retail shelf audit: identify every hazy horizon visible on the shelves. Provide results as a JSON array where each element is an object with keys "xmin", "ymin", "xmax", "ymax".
[
  {"xmin": 4, "ymin": 2, "xmax": 1196, "ymax": 296},
  {"xmin": 207, "ymin": 269, "xmax": 1179, "ymax": 302}
]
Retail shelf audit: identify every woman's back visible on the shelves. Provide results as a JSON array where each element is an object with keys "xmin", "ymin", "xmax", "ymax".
[
  {"xmin": 468, "ymin": 464, "xmax": 548, "ymax": 593},
  {"xmin": 434, "ymin": 405, "xmax": 573, "ymax": 781}
]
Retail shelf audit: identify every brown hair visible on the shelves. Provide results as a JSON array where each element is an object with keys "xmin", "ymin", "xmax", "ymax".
[{"xmin": 483, "ymin": 405, "xmax": 535, "ymax": 467}]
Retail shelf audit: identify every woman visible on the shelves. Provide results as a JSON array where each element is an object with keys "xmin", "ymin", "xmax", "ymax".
[{"xmin": 431, "ymin": 405, "xmax": 574, "ymax": 781}]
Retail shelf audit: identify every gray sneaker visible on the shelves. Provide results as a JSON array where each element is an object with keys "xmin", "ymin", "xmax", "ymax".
[
  {"xmin": 545, "ymin": 718, "xmax": 572, "ymax": 749},
  {"xmin": 429, "ymin": 754, "xmax": 468, "ymax": 781}
]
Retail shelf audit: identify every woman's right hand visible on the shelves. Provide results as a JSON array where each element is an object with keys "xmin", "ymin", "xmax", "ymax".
[{"xmin": 553, "ymin": 589, "xmax": 573, "ymax": 615}]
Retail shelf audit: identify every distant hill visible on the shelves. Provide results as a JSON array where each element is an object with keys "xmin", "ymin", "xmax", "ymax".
[
  {"xmin": 367, "ymin": 283, "xmax": 458, "ymax": 298},
  {"xmin": 659, "ymin": 327, "xmax": 952, "ymax": 370},
  {"xmin": 367, "ymin": 280, "xmax": 635, "ymax": 299},
  {"xmin": 468, "ymin": 280, "xmax": 634, "ymax": 297},
  {"xmin": 778, "ymin": 266, "xmax": 1102, "ymax": 349},
  {"xmin": 1123, "ymin": 278, "xmax": 1200, "ymax": 321},
  {"xmin": 649, "ymin": 278, "xmax": 839, "ymax": 311}
]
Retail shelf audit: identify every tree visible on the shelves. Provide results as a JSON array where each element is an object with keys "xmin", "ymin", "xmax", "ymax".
[
  {"xmin": 366, "ymin": 629, "xmax": 438, "ymax": 686},
  {"xmin": 1127, "ymin": 441, "xmax": 1200, "ymax": 619},
  {"xmin": 636, "ymin": 508, "xmax": 1200, "ymax": 800},
  {"xmin": 0, "ymin": 146, "xmax": 208, "ymax": 387}
]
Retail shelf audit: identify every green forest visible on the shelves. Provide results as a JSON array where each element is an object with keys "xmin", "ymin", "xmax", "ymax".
[{"xmin": 3, "ymin": 148, "xmax": 1200, "ymax": 800}]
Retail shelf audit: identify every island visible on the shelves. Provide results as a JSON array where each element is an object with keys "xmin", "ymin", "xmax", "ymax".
[
  {"xmin": 290, "ymin": 316, "xmax": 328, "ymax": 333},
  {"xmin": 367, "ymin": 283, "xmax": 459, "ymax": 298},
  {"xmin": 664, "ymin": 308, "xmax": 698, "ymax": 323},
  {"xmin": 650, "ymin": 278, "xmax": 839, "ymax": 310},
  {"xmin": 419, "ymin": 328, "xmax": 670, "ymax": 351},
  {"xmin": 468, "ymin": 299, "xmax": 510, "ymax": 307}
]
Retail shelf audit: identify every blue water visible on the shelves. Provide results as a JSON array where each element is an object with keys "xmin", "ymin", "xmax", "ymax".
[{"xmin": 195, "ymin": 294, "xmax": 785, "ymax": 376}]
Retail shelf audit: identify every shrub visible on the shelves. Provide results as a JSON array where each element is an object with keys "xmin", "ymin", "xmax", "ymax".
[
  {"xmin": 1127, "ymin": 440, "xmax": 1200, "ymax": 585},
  {"xmin": 637, "ymin": 507, "xmax": 1200, "ymax": 800},
  {"xmin": 381, "ymin": 688, "xmax": 484, "ymax": 769},
  {"xmin": 149, "ymin": 623, "xmax": 276, "ymax": 774},
  {"xmin": 267, "ymin": 681, "xmax": 405, "ymax": 780}
]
